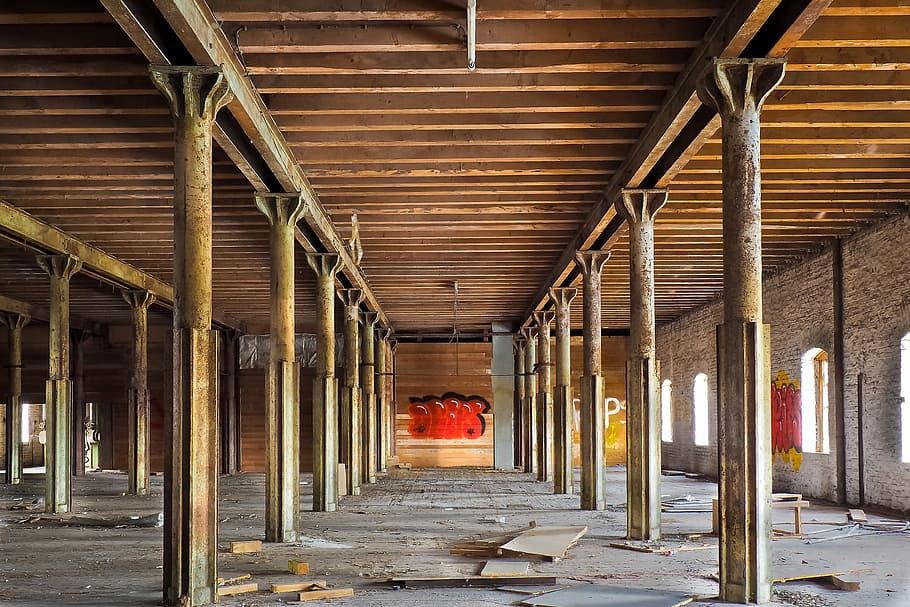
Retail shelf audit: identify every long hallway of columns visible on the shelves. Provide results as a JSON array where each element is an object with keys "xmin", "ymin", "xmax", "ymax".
[
  {"xmin": 150, "ymin": 64, "xmax": 232, "ymax": 607},
  {"xmin": 339, "ymin": 289, "xmax": 365, "ymax": 496},
  {"xmin": 698, "ymin": 57, "xmax": 786, "ymax": 604},
  {"xmin": 617, "ymin": 189, "xmax": 668, "ymax": 541}
]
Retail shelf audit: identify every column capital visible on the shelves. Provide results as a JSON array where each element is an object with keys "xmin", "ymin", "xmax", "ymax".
[
  {"xmin": 122, "ymin": 289, "xmax": 157, "ymax": 312},
  {"xmin": 37, "ymin": 254, "xmax": 82, "ymax": 282},
  {"xmin": 548, "ymin": 287, "xmax": 578, "ymax": 311},
  {"xmin": 305, "ymin": 252, "xmax": 343, "ymax": 279},
  {"xmin": 513, "ymin": 333, "xmax": 527, "ymax": 351},
  {"xmin": 337, "ymin": 288, "xmax": 364, "ymax": 309},
  {"xmin": 149, "ymin": 65, "xmax": 233, "ymax": 121},
  {"xmin": 616, "ymin": 188, "xmax": 668, "ymax": 225},
  {"xmin": 519, "ymin": 325, "xmax": 538, "ymax": 341},
  {"xmin": 255, "ymin": 192, "xmax": 305, "ymax": 228},
  {"xmin": 360, "ymin": 310, "xmax": 380, "ymax": 328},
  {"xmin": 532, "ymin": 310, "xmax": 555, "ymax": 329},
  {"xmin": 0, "ymin": 312, "xmax": 30, "ymax": 331},
  {"xmin": 574, "ymin": 249, "xmax": 610, "ymax": 277},
  {"xmin": 697, "ymin": 58, "xmax": 786, "ymax": 117},
  {"xmin": 377, "ymin": 326, "xmax": 392, "ymax": 341}
]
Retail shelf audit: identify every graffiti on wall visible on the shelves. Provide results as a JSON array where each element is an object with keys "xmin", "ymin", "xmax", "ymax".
[
  {"xmin": 407, "ymin": 393, "xmax": 490, "ymax": 440},
  {"xmin": 771, "ymin": 370, "xmax": 803, "ymax": 471}
]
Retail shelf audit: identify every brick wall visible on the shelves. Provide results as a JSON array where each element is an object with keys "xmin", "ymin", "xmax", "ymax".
[{"xmin": 657, "ymin": 212, "xmax": 910, "ymax": 512}]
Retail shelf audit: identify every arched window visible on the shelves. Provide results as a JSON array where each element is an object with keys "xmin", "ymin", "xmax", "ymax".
[
  {"xmin": 901, "ymin": 333, "xmax": 910, "ymax": 463},
  {"xmin": 661, "ymin": 379, "xmax": 673, "ymax": 443},
  {"xmin": 801, "ymin": 348, "xmax": 830, "ymax": 453},
  {"xmin": 693, "ymin": 373, "xmax": 709, "ymax": 446}
]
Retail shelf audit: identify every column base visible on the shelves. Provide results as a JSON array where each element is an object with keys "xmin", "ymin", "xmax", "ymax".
[
  {"xmin": 5, "ymin": 395, "xmax": 22, "ymax": 485},
  {"xmin": 45, "ymin": 379, "xmax": 72, "ymax": 514},
  {"xmin": 313, "ymin": 375, "xmax": 339, "ymax": 512},
  {"xmin": 579, "ymin": 375, "xmax": 605, "ymax": 511},
  {"xmin": 553, "ymin": 384, "xmax": 573, "ymax": 495},
  {"xmin": 266, "ymin": 359, "xmax": 300, "ymax": 542},
  {"xmin": 535, "ymin": 391, "xmax": 552, "ymax": 482},
  {"xmin": 625, "ymin": 356, "xmax": 661, "ymax": 541},
  {"xmin": 340, "ymin": 385, "xmax": 362, "ymax": 497}
]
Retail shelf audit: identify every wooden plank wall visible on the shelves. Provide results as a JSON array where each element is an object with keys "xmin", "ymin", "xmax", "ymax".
[
  {"xmin": 394, "ymin": 342, "xmax": 494, "ymax": 468},
  {"xmin": 239, "ymin": 366, "xmax": 315, "ymax": 473}
]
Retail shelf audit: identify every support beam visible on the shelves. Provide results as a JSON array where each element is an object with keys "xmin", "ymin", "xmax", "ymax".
[
  {"xmin": 520, "ymin": 326, "xmax": 537, "ymax": 475},
  {"xmin": 306, "ymin": 252, "xmax": 343, "ymax": 512},
  {"xmin": 376, "ymin": 326, "xmax": 392, "ymax": 474},
  {"xmin": 361, "ymin": 311, "xmax": 379, "ymax": 484},
  {"xmin": 575, "ymin": 250, "xmax": 610, "ymax": 511},
  {"xmin": 697, "ymin": 57, "xmax": 785, "ymax": 605},
  {"xmin": 616, "ymin": 188, "xmax": 668, "ymax": 541},
  {"xmin": 258, "ymin": 192, "xmax": 305, "ymax": 542},
  {"xmin": 37, "ymin": 254, "xmax": 82, "ymax": 515},
  {"xmin": 151, "ymin": 64, "xmax": 231, "ymax": 607},
  {"xmin": 533, "ymin": 310, "xmax": 555, "ymax": 482},
  {"xmin": 338, "ymin": 288, "xmax": 364, "ymax": 496},
  {"xmin": 2, "ymin": 313, "xmax": 29, "ymax": 485},
  {"xmin": 123, "ymin": 289, "xmax": 156, "ymax": 497},
  {"xmin": 549, "ymin": 287, "xmax": 577, "ymax": 495}
]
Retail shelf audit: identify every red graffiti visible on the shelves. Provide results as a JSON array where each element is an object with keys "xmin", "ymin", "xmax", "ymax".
[
  {"xmin": 771, "ymin": 371, "xmax": 803, "ymax": 471},
  {"xmin": 407, "ymin": 393, "xmax": 489, "ymax": 440}
]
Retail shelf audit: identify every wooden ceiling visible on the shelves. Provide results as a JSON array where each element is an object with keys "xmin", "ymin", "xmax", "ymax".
[{"xmin": 0, "ymin": 0, "xmax": 907, "ymax": 337}]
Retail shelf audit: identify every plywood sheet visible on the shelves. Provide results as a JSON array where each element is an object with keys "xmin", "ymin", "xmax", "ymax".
[
  {"xmin": 480, "ymin": 560, "xmax": 530, "ymax": 577},
  {"xmin": 519, "ymin": 585, "xmax": 694, "ymax": 607},
  {"xmin": 499, "ymin": 526, "xmax": 587, "ymax": 560}
]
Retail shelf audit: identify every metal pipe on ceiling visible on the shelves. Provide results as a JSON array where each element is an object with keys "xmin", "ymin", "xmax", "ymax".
[{"xmin": 467, "ymin": 0, "xmax": 476, "ymax": 71}]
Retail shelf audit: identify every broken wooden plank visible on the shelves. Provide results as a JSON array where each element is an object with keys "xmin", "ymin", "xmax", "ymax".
[
  {"xmin": 271, "ymin": 580, "xmax": 327, "ymax": 593},
  {"xmin": 229, "ymin": 540, "xmax": 262, "ymax": 554},
  {"xmin": 288, "ymin": 560, "xmax": 310, "ymax": 575},
  {"xmin": 298, "ymin": 588, "xmax": 354, "ymax": 601},
  {"xmin": 773, "ymin": 568, "xmax": 870, "ymax": 584},
  {"xmin": 218, "ymin": 574, "xmax": 251, "ymax": 585},
  {"xmin": 499, "ymin": 526, "xmax": 587, "ymax": 561},
  {"xmin": 830, "ymin": 575, "xmax": 861, "ymax": 591},
  {"xmin": 217, "ymin": 582, "xmax": 258, "ymax": 597},
  {"xmin": 480, "ymin": 560, "xmax": 530, "ymax": 577},
  {"xmin": 848, "ymin": 508, "xmax": 867, "ymax": 523},
  {"xmin": 389, "ymin": 575, "xmax": 557, "ymax": 589}
]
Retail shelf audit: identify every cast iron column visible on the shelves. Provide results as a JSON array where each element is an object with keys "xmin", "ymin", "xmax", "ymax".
[
  {"xmin": 698, "ymin": 57, "xmax": 785, "ymax": 605},
  {"xmin": 123, "ymin": 290, "xmax": 156, "ymax": 496},
  {"xmin": 150, "ymin": 64, "xmax": 232, "ymax": 607},
  {"xmin": 306, "ymin": 253, "xmax": 343, "ymax": 511},
  {"xmin": 376, "ymin": 327, "xmax": 391, "ymax": 473},
  {"xmin": 361, "ymin": 311, "xmax": 379, "ymax": 483},
  {"xmin": 520, "ymin": 326, "xmax": 537, "ymax": 475},
  {"xmin": 72, "ymin": 330, "xmax": 89, "ymax": 477},
  {"xmin": 2, "ymin": 313, "xmax": 29, "ymax": 485},
  {"xmin": 549, "ymin": 287, "xmax": 577, "ymax": 495},
  {"xmin": 616, "ymin": 188, "xmax": 668, "ymax": 540},
  {"xmin": 575, "ymin": 250, "xmax": 610, "ymax": 510},
  {"xmin": 37, "ymin": 254, "xmax": 82, "ymax": 514},
  {"xmin": 533, "ymin": 310, "xmax": 555, "ymax": 482},
  {"xmin": 338, "ymin": 289, "xmax": 364, "ymax": 495},
  {"xmin": 258, "ymin": 192, "xmax": 305, "ymax": 540},
  {"xmin": 513, "ymin": 334, "xmax": 526, "ymax": 470},
  {"xmin": 221, "ymin": 330, "xmax": 241, "ymax": 475}
]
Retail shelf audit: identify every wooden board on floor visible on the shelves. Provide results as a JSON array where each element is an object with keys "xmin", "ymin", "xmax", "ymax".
[
  {"xmin": 229, "ymin": 540, "xmax": 262, "ymax": 554},
  {"xmin": 270, "ymin": 580, "xmax": 327, "ymax": 593},
  {"xmin": 217, "ymin": 582, "xmax": 258, "ymax": 596},
  {"xmin": 298, "ymin": 588, "xmax": 354, "ymax": 601},
  {"xmin": 389, "ymin": 575, "xmax": 557, "ymax": 589},
  {"xmin": 773, "ymin": 568, "xmax": 870, "ymax": 584},
  {"xmin": 480, "ymin": 560, "xmax": 530, "ymax": 577},
  {"xmin": 518, "ymin": 584, "xmax": 694, "ymax": 607},
  {"xmin": 288, "ymin": 560, "xmax": 310, "ymax": 575},
  {"xmin": 499, "ymin": 526, "xmax": 587, "ymax": 560},
  {"xmin": 848, "ymin": 509, "xmax": 867, "ymax": 522}
]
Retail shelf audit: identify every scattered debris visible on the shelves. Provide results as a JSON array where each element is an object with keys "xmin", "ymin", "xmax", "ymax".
[
  {"xmin": 288, "ymin": 560, "xmax": 310, "ymax": 575},
  {"xmin": 517, "ymin": 584, "xmax": 694, "ymax": 607},
  {"xmin": 661, "ymin": 496, "xmax": 713, "ymax": 513},
  {"xmin": 480, "ymin": 560, "xmax": 530, "ymax": 577},
  {"xmin": 294, "ymin": 535, "xmax": 352, "ymax": 549},
  {"xmin": 608, "ymin": 541, "xmax": 714, "ymax": 556},
  {"xmin": 229, "ymin": 540, "xmax": 262, "ymax": 554},
  {"xmin": 216, "ymin": 582, "xmax": 258, "ymax": 597},
  {"xmin": 270, "ymin": 580, "xmax": 327, "ymax": 593},
  {"xmin": 389, "ymin": 575, "xmax": 557, "ymax": 589},
  {"xmin": 772, "ymin": 589, "xmax": 832, "ymax": 607},
  {"xmin": 15, "ymin": 512, "xmax": 163, "ymax": 528},
  {"xmin": 218, "ymin": 574, "xmax": 251, "ymax": 585},
  {"xmin": 298, "ymin": 587, "xmax": 354, "ymax": 601}
]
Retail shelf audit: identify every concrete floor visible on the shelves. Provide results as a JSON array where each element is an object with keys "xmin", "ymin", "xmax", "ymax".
[{"xmin": 0, "ymin": 467, "xmax": 907, "ymax": 607}]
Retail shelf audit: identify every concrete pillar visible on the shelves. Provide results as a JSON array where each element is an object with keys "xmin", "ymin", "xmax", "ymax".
[
  {"xmin": 221, "ymin": 330, "xmax": 241, "ymax": 475},
  {"xmin": 338, "ymin": 289, "xmax": 364, "ymax": 495},
  {"xmin": 575, "ymin": 250, "xmax": 610, "ymax": 510},
  {"xmin": 697, "ymin": 57, "xmax": 785, "ymax": 605},
  {"xmin": 533, "ymin": 311, "xmax": 554, "ymax": 482},
  {"xmin": 376, "ymin": 327, "xmax": 391, "ymax": 473},
  {"xmin": 150, "ymin": 64, "xmax": 232, "ymax": 607},
  {"xmin": 306, "ymin": 253, "xmax": 343, "ymax": 512},
  {"xmin": 520, "ymin": 326, "xmax": 537, "ymax": 475},
  {"xmin": 2, "ymin": 313, "xmax": 29, "ymax": 485},
  {"xmin": 513, "ymin": 335, "xmax": 526, "ymax": 469},
  {"xmin": 360, "ymin": 311, "xmax": 379, "ymax": 483},
  {"xmin": 491, "ymin": 322, "xmax": 515, "ymax": 470},
  {"xmin": 72, "ymin": 330, "xmax": 89, "ymax": 477},
  {"xmin": 123, "ymin": 290, "xmax": 156, "ymax": 497},
  {"xmin": 616, "ymin": 188, "xmax": 668, "ymax": 540},
  {"xmin": 37, "ymin": 254, "xmax": 82, "ymax": 514},
  {"xmin": 258, "ymin": 192, "xmax": 305, "ymax": 540},
  {"xmin": 549, "ymin": 287, "xmax": 577, "ymax": 495}
]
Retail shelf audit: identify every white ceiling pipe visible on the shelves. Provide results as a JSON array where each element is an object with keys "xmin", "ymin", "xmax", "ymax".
[{"xmin": 467, "ymin": 0, "xmax": 476, "ymax": 71}]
